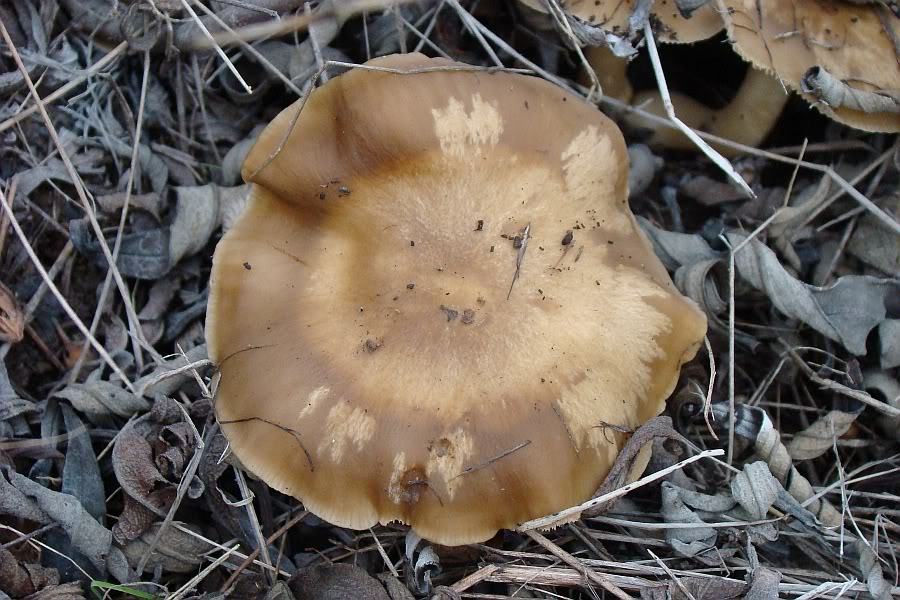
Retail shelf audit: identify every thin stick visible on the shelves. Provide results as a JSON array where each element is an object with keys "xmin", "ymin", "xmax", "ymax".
[
  {"xmin": 172, "ymin": 522, "xmax": 290, "ymax": 576},
  {"xmin": 525, "ymin": 530, "xmax": 632, "ymax": 600},
  {"xmin": 188, "ymin": 0, "xmax": 304, "ymax": 96},
  {"xmin": 234, "ymin": 468, "xmax": 275, "ymax": 584},
  {"xmin": 112, "ymin": 51, "xmax": 153, "ymax": 369},
  {"xmin": 0, "ymin": 188, "xmax": 133, "ymax": 388},
  {"xmin": 170, "ymin": 542, "xmax": 243, "ymax": 600},
  {"xmin": 197, "ymin": 0, "xmax": 414, "ymax": 48},
  {"xmin": 507, "ymin": 223, "xmax": 531, "ymax": 300},
  {"xmin": 545, "ymin": 0, "xmax": 602, "ymax": 99},
  {"xmin": 178, "ymin": 0, "xmax": 253, "ymax": 93},
  {"xmin": 601, "ymin": 95, "xmax": 900, "ymax": 235},
  {"xmin": 0, "ymin": 19, "xmax": 145, "ymax": 383},
  {"xmin": 724, "ymin": 233, "xmax": 736, "ymax": 467},
  {"xmin": 0, "ymin": 42, "xmax": 128, "ymax": 134},
  {"xmin": 647, "ymin": 550, "xmax": 698, "ymax": 600},
  {"xmin": 370, "ymin": 528, "xmax": 401, "ymax": 578},
  {"xmin": 454, "ymin": 440, "xmax": 531, "ymax": 479},
  {"xmin": 445, "ymin": 0, "xmax": 503, "ymax": 66},
  {"xmin": 643, "ymin": 22, "xmax": 754, "ymax": 198},
  {"xmin": 220, "ymin": 510, "xmax": 309, "ymax": 591},
  {"xmin": 702, "ymin": 337, "xmax": 718, "ymax": 439},
  {"xmin": 518, "ymin": 449, "xmax": 724, "ymax": 530}
]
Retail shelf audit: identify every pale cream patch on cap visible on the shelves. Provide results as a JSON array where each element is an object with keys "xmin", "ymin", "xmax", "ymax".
[
  {"xmin": 298, "ymin": 385, "xmax": 330, "ymax": 421},
  {"xmin": 317, "ymin": 403, "xmax": 376, "ymax": 462},
  {"xmin": 425, "ymin": 428, "xmax": 475, "ymax": 500},
  {"xmin": 554, "ymin": 266, "xmax": 672, "ymax": 450},
  {"xmin": 561, "ymin": 127, "xmax": 630, "ymax": 233},
  {"xmin": 432, "ymin": 94, "xmax": 503, "ymax": 157},
  {"xmin": 388, "ymin": 452, "xmax": 408, "ymax": 504}
]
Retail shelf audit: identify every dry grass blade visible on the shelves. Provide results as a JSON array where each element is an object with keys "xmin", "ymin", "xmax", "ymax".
[
  {"xmin": 0, "ymin": 19, "xmax": 147, "ymax": 379},
  {"xmin": 0, "ymin": 186, "xmax": 134, "ymax": 389},
  {"xmin": 0, "ymin": 282, "xmax": 25, "ymax": 344},
  {"xmin": 178, "ymin": 0, "xmax": 253, "ymax": 93},
  {"xmin": 518, "ymin": 449, "xmax": 724, "ymax": 530},
  {"xmin": 642, "ymin": 22, "xmax": 754, "ymax": 198},
  {"xmin": 194, "ymin": 0, "xmax": 415, "ymax": 48},
  {"xmin": 525, "ymin": 530, "xmax": 631, "ymax": 600},
  {"xmin": 0, "ymin": 42, "xmax": 128, "ymax": 135}
]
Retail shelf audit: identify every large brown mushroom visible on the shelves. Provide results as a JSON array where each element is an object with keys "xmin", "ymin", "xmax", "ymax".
[{"xmin": 207, "ymin": 53, "xmax": 707, "ymax": 546}]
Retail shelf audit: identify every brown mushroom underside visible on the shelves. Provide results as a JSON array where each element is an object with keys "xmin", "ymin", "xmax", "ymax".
[
  {"xmin": 208, "ymin": 53, "xmax": 707, "ymax": 545},
  {"xmin": 723, "ymin": 0, "xmax": 900, "ymax": 132}
]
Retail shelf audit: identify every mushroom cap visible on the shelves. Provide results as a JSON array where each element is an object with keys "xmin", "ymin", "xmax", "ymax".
[
  {"xmin": 562, "ymin": 0, "xmax": 724, "ymax": 43},
  {"xmin": 722, "ymin": 0, "xmax": 900, "ymax": 132},
  {"xmin": 207, "ymin": 53, "xmax": 707, "ymax": 546}
]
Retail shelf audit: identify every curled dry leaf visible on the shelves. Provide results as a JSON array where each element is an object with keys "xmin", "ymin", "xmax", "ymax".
[
  {"xmin": 863, "ymin": 370, "xmax": 900, "ymax": 438},
  {"xmin": 52, "ymin": 378, "xmax": 149, "ymax": 425},
  {"xmin": 0, "ymin": 359, "xmax": 35, "ymax": 427},
  {"xmin": 640, "ymin": 218, "xmax": 900, "ymax": 357},
  {"xmin": 785, "ymin": 405, "xmax": 864, "ymax": 461},
  {"xmin": 660, "ymin": 482, "xmax": 717, "ymax": 556},
  {"xmin": 121, "ymin": 522, "xmax": 207, "ymax": 574},
  {"xmin": 410, "ymin": 545, "xmax": 441, "ymax": 596},
  {"xmin": 0, "ymin": 281, "xmax": 25, "ymax": 343},
  {"xmin": 70, "ymin": 184, "xmax": 251, "ymax": 280},
  {"xmin": 198, "ymin": 428, "xmax": 248, "ymax": 542},
  {"xmin": 0, "ymin": 547, "xmax": 59, "ymax": 598},
  {"xmin": 1, "ymin": 467, "xmax": 112, "ymax": 571},
  {"xmin": 847, "ymin": 196, "xmax": 900, "ymax": 276},
  {"xmin": 730, "ymin": 461, "xmax": 779, "ymax": 520},
  {"xmin": 111, "ymin": 397, "xmax": 196, "ymax": 544}
]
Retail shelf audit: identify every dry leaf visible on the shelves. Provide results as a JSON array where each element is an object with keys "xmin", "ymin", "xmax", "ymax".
[
  {"xmin": 2, "ymin": 468, "xmax": 112, "ymax": 570},
  {"xmin": 70, "ymin": 184, "xmax": 250, "ymax": 280},
  {"xmin": 121, "ymin": 522, "xmax": 207, "ymax": 574},
  {"xmin": 288, "ymin": 563, "xmax": 396, "ymax": 600},
  {"xmin": 784, "ymin": 408, "xmax": 863, "ymax": 461},
  {"xmin": 730, "ymin": 461, "xmax": 779, "ymax": 520},
  {"xmin": 660, "ymin": 482, "xmax": 717, "ymax": 555},
  {"xmin": 52, "ymin": 378, "xmax": 149, "ymax": 424},
  {"xmin": 16, "ymin": 582, "xmax": 83, "ymax": 600},
  {"xmin": 112, "ymin": 397, "xmax": 195, "ymax": 543},
  {"xmin": 0, "ymin": 547, "xmax": 59, "ymax": 598},
  {"xmin": 640, "ymin": 218, "xmax": 900, "ymax": 356}
]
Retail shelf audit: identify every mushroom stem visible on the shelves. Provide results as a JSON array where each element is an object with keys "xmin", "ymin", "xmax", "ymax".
[
  {"xmin": 625, "ymin": 67, "xmax": 789, "ymax": 156},
  {"xmin": 583, "ymin": 46, "xmax": 635, "ymax": 104}
]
